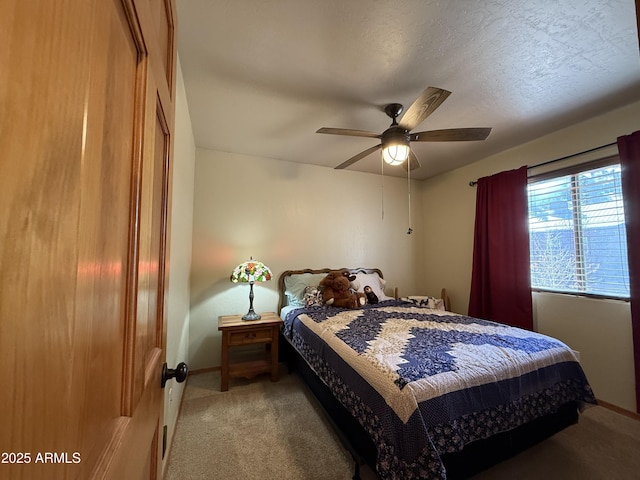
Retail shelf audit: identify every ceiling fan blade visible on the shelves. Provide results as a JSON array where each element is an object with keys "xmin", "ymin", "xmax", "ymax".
[
  {"xmin": 411, "ymin": 127, "xmax": 492, "ymax": 142},
  {"xmin": 402, "ymin": 151, "xmax": 421, "ymax": 171},
  {"xmin": 398, "ymin": 86, "xmax": 451, "ymax": 131},
  {"xmin": 335, "ymin": 144, "xmax": 382, "ymax": 169},
  {"xmin": 317, "ymin": 127, "xmax": 381, "ymax": 139}
]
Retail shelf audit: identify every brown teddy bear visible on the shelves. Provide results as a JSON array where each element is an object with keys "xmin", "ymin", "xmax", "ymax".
[{"xmin": 320, "ymin": 269, "xmax": 366, "ymax": 309}]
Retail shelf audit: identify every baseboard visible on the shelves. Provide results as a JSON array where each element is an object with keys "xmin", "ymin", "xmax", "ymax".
[
  {"xmin": 187, "ymin": 366, "xmax": 220, "ymax": 376},
  {"xmin": 597, "ymin": 399, "xmax": 640, "ymax": 421}
]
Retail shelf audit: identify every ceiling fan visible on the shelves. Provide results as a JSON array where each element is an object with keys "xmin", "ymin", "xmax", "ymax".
[{"xmin": 317, "ymin": 86, "xmax": 492, "ymax": 171}]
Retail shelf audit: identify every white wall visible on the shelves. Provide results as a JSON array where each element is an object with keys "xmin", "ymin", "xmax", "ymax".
[
  {"xmin": 419, "ymin": 100, "xmax": 640, "ymax": 411},
  {"xmin": 162, "ymin": 56, "xmax": 196, "ymax": 473},
  {"xmin": 189, "ymin": 150, "xmax": 425, "ymax": 370},
  {"xmin": 533, "ymin": 292, "xmax": 634, "ymax": 408}
]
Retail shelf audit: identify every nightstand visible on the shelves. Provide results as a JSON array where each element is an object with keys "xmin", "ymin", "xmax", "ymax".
[{"xmin": 217, "ymin": 312, "xmax": 283, "ymax": 392}]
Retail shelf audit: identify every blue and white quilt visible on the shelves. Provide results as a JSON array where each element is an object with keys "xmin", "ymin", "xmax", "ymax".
[{"xmin": 283, "ymin": 300, "xmax": 596, "ymax": 480}]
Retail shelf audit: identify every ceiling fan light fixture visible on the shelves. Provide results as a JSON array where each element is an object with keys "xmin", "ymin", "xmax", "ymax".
[
  {"xmin": 381, "ymin": 125, "xmax": 410, "ymax": 166},
  {"xmin": 317, "ymin": 87, "xmax": 491, "ymax": 172},
  {"xmin": 382, "ymin": 143, "xmax": 410, "ymax": 165}
]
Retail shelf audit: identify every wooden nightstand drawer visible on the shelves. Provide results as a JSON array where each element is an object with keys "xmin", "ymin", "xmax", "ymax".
[{"xmin": 228, "ymin": 327, "xmax": 273, "ymax": 346}]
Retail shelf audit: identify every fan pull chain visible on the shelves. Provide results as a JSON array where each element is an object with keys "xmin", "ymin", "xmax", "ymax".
[
  {"xmin": 381, "ymin": 154, "xmax": 385, "ymax": 220},
  {"xmin": 407, "ymin": 159, "xmax": 413, "ymax": 234}
]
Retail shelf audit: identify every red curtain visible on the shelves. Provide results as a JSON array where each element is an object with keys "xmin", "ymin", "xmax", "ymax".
[
  {"xmin": 468, "ymin": 166, "xmax": 533, "ymax": 330},
  {"xmin": 618, "ymin": 130, "xmax": 640, "ymax": 413}
]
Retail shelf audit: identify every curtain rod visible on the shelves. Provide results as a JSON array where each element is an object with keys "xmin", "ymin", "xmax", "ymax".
[{"xmin": 468, "ymin": 141, "xmax": 618, "ymax": 186}]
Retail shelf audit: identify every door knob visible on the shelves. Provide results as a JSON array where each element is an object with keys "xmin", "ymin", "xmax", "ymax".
[{"xmin": 161, "ymin": 362, "xmax": 188, "ymax": 388}]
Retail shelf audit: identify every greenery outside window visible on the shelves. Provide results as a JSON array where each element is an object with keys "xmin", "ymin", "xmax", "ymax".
[{"xmin": 527, "ymin": 157, "xmax": 630, "ymax": 299}]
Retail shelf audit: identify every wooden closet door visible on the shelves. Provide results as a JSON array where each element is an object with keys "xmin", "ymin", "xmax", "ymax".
[{"xmin": 0, "ymin": 1, "xmax": 176, "ymax": 479}]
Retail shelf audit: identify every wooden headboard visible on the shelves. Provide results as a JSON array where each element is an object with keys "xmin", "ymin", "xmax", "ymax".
[
  {"xmin": 278, "ymin": 267, "xmax": 451, "ymax": 312},
  {"xmin": 277, "ymin": 267, "xmax": 384, "ymax": 313}
]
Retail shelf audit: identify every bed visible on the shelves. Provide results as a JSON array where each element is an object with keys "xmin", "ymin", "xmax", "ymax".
[{"xmin": 277, "ymin": 268, "xmax": 597, "ymax": 480}]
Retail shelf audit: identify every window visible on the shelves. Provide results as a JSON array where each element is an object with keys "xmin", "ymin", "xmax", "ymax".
[{"xmin": 527, "ymin": 158, "xmax": 630, "ymax": 298}]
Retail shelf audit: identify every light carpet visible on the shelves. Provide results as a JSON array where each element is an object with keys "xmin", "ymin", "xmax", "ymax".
[{"xmin": 166, "ymin": 369, "xmax": 640, "ymax": 479}]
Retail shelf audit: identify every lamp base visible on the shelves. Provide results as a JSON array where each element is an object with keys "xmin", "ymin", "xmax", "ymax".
[
  {"xmin": 243, "ymin": 281, "xmax": 261, "ymax": 320},
  {"xmin": 242, "ymin": 310, "xmax": 261, "ymax": 321}
]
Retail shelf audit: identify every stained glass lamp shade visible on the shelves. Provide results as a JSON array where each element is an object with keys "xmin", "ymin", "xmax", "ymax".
[{"xmin": 230, "ymin": 258, "xmax": 272, "ymax": 320}]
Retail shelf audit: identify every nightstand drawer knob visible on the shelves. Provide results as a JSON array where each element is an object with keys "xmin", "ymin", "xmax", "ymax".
[{"xmin": 161, "ymin": 362, "xmax": 188, "ymax": 388}]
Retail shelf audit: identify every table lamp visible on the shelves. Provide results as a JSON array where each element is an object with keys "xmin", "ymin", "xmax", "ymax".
[{"xmin": 230, "ymin": 257, "xmax": 272, "ymax": 320}]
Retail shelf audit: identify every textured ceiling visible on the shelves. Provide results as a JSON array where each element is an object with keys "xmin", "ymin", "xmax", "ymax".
[{"xmin": 176, "ymin": 0, "xmax": 640, "ymax": 180}]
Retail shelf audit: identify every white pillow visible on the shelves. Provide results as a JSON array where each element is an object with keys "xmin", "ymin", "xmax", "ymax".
[
  {"xmin": 284, "ymin": 273, "xmax": 328, "ymax": 306},
  {"xmin": 352, "ymin": 272, "xmax": 394, "ymax": 301}
]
